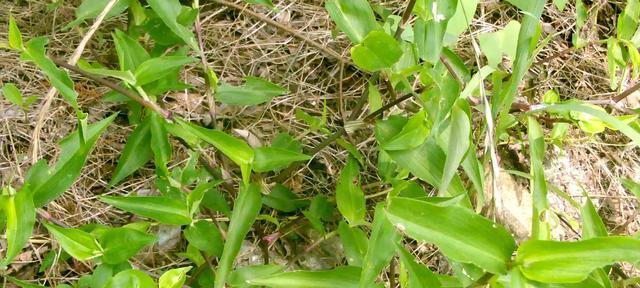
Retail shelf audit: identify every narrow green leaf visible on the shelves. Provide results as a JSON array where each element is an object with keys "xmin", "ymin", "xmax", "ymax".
[
  {"xmin": 516, "ymin": 237, "xmax": 640, "ymax": 283},
  {"xmin": 215, "ymin": 183, "xmax": 262, "ymax": 288},
  {"xmin": 2, "ymin": 83, "xmax": 23, "ymax": 106},
  {"xmin": 386, "ymin": 197, "xmax": 516, "ymax": 274},
  {"xmin": 150, "ymin": 112, "xmax": 172, "ymax": 190},
  {"xmin": 440, "ymin": 101, "xmax": 470, "ymax": 193},
  {"xmin": 396, "ymin": 243, "xmax": 441, "ymax": 288},
  {"xmin": 147, "ymin": 0, "xmax": 199, "ymax": 51},
  {"xmin": 217, "ymin": 77, "xmax": 287, "ymax": 106},
  {"xmin": 414, "ymin": 0, "xmax": 458, "ymax": 63},
  {"xmin": 184, "ymin": 220, "xmax": 223, "ymax": 257},
  {"xmin": 382, "ymin": 111, "xmax": 429, "ymax": 151},
  {"xmin": 360, "ymin": 204, "xmax": 400, "ymax": 288},
  {"xmin": 0, "ymin": 186, "xmax": 35, "ymax": 269},
  {"xmin": 444, "ymin": 0, "xmax": 479, "ymax": 44},
  {"xmin": 21, "ymin": 37, "xmax": 78, "ymax": 109},
  {"xmin": 109, "ymin": 115, "xmax": 153, "ymax": 187},
  {"xmin": 113, "ymin": 29, "xmax": 150, "ymax": 72},
  {"xmin": 78, "ymin": 62, "xmax": 137, "ymax": 85},
  {"xmin": 253, "ymin": 147, "xmax": 310, "ymax": 172},
  {"xmin": 105, "ymin": 269, "xmax": 155, "ymax": 288},
  {"xmin": 367, "ymin": 81, "xmax": 383, "ymax": 113},
  {"xmin": 325, "ymin": 0, "xmax": 378, "ymax": 43},
  {"xmin": 244, "ymin": 0, "xmax": 275, "ymax": 8},
  {"xmin": 263, "ymin": 184, "xmax": 308, "ymax": 213},
  {"xmin": 228, "ymin": 265, "xmax": 285, "ymax": 288},
  {"xmin": 338, "ymin": 221, "xmax": 368, "ymax": 266},
  {"xmin": 43, "ymin": 222, "xmax": 102, "ymax": 261},
  {"xmin": 6, "ymin": 276, "xmax": 48, "ymax": 288},
  {"xmin": 249, "ymin": 266, "xmax": 361, "ymax": 288},
  {"xmin": 134, "ymin": 56, "xmax": 197, "ymax": 86},
  {"xmin": 99, "ymin": 227, "xmax": 157, "ymax": 264},
  {"xmin": 621, "ymin": 178, "xmax": 640, "ymax": 200},
  {"xmin": 159, "ymin": 266, "xmax": 191, "ymax": 288},
  {"xmin": 31, "ymin": 114, "xmax": 116, "ymax": 207},
  {"xmin": 528, "ymin": 116, "xmax": 550, "ymax": 240},
  {"xmin": 8, "ymin": 16, "xmax": 23, "ymax": 50},
  {"xmin": 351, "ymin": 30, "xmax": 403, "ymax": 72},
  {"xmin": 187, "ymin": 181, "xmax": 220, "ymax": 216},
  {"xmin": 100, "ymin": 196, "xmax": 192, "ymax": 225},
  {"xmin": 65, "ymin": 0, "xmax": 131, "ymax": 29},
  {"xmin": 336, "ymin": 157, "xmax": 366, "ymax": 225},
  {"xmin": 581, "ymin": 196, "xmax": 608, "ymax": 239}
]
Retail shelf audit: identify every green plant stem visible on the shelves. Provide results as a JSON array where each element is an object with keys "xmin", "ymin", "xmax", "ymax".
[{"xmin": 52, "ymin": 59, "xmax": 172, "ymax": 119}]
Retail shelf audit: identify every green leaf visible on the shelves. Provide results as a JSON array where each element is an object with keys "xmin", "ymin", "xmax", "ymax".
[
  {"xmin": 187, "ymin": 181, "xmax": 220, "ymax": 216},
  {"xmin": 30, "ymin": 114, "xmax": 116, "ymax": 207},
  {"xmin": 21, "ymin": 37, "xmax": 78, "ymax": 109},
  {"xmin": 444, "ymin": 0, "xmax": 479, "ymax": 44},
  {"xmin": 8, "ymin": 16, "xmax": 23, "ymax": 50},
  {"xmin": 621, "ymin": 178, "xmax": 640, "ymax": 200},
  {"xmin": 413, "ymin": 0, "xmax": 458, "ymax": 63},
  {"xmin": 263, "ymin": 184, "xmax": 308, "ymax": 213},
  {"xmin": 528, "ymin": 116, "xmax": 550, "ymax": 240},
  {"xmin": 381, "ymin": 111, "xmax": 429, "ymax": 151},
  {"xmin": 159, "ymin": 267, "xmax": 191, "ymax": 288},
  {"xmin": 176, "ymin": 118, "xmax": 254, "ymax": 182},
  {"xmin": 78, "ymin": 62, "xmax": 137, "ymax": 85},
  {"xmin": 351, "ymin": 30, "xmax": 403, "ymax": 72},
  {"xmin": 367, "ymin": 81, "xmax": 383, "ymax": 113},
  {"xmin": 6, "ymin": 276, "xmax": 48, "ymax": 288},
  {"xmin": 325, "ymin": 0, "xmax": 379, "ymax": 43},
  {"xmin": 0, "ymin": 186, "xmax": 35, "ymax": 269},
  {"xmin": 105, "ymin": 269, "xmax": 156, "ymax": 288},
  {"xmin": 113, "ymin": 29, "xmax": 150, "ymax": 72},
  {"xmin": 43, "ymin": 222, "xmax": 102, "ymax": 261},
  {"xmin": 440, "ymin": 101, "xmax": 470, "ymax": 193},
  {"xmin": 253, "ymin": 147, "xmax": 310, "ymax": 172},
  {"xmin": 338, "ymin": 221, "xmax": 368, "ymax": 266},
  {"xmin": 217, "ymin": 77, "xmax": 287, "ymax": 106},
  {"xmin": 147, "ymin": 0, "xmax": 199, "ymax": 51},
  {"xmin": 244, "ymin": 0, "xmax": 275, "ymax": 8},
  {"xmin": 202, "ymin": 187, "xmax": 232, "ymax": 217},
  {"xmin": 386, "ymin": 197, "xmax": 516, "ymax": 274},
  {"xmin": 249, "ymin": 266, "xmax": 361, "ymax": 288},
  {"xmin": 2, "ymin": 83, "xmax": 23, "ymax": 106},
  {"xmin": 65, "ymin": 0, "xmax": 131, "ymax": 29},
  {"xmin": 516, "ymin": 237, "xmax": 640, "ymax": 283},
  {"xmin": 544, "ymin": 103, "xmax": 640, "ymax": 145},
  {"xmin": 396, "ymin": 242, "xmax": 441, "ymax": 288},
  {"xmin": 150, "ymin": 112, "xmax": 173, "ymax": 193},
  {"xmin": 360, "ymin": 204, "xmax": 400, "ymax": 288},
  {"xmin": 553, "ymin": 0, "xmax": 568, "ymax": 11},
  {"xmin": 134, "ymin": 56, "xmax": 197, "ymax": 86},
  {"xmin": 108, "ymin": 115, "xmax": 153, "ymax": 187},
  {"xmin": 336, "ymin": 157, "xmax": 366, "ymax": 225},
  {"xmin": 215, "ymin": 183, "xmax": 262, "ymax": 288},
  {"xmin": 100, "ymin": 196, "xmax": 192, "ymax": 225},
  {"xmin": 303, "ymin": 195, "xmax": 334, "ymax": 233},
  {"xmin": 228, "ymin": 265, "xmax": 285, "ymax": 288},
  {"xmin": 184, "ymin": 220, "xmax": 223, "ymax": 257},
  {"xmin": 99, "ymin": 227, "xmax": 157, "ymax": 264},
  {"xmin": 478, "ymin": 21, "xmax": 520, "ymax": 68},
  {"xmin": 580, "ymin": 196, "xmax": 608, "ymax": 239}
]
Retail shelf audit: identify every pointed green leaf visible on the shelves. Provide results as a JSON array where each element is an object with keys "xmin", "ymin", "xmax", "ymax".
[
  {"xmin": 228, "ymin": 265, "xmax": 285, "ymax": 288},
  {"xmin": 147, "ymin": 0, "xmax": 199, "ymax": 50},
  {"xmin": 325, "ymin": 0, "xmax": 378, "ymax": 43},
  {"xmin": 249, "ymin": 266, "xmax": 361, "ymax": 288},
  {"xmin": 440, "ymin": 101, "xmax": 470, "ymax": 193},
  {"xmin": 263, "ymin": 184, "xmax": 308, "ymax": 213},
  {"xmin": 360, "ymin": 204, "xmax": 400, "ymax": 288},
  {"xmin": 478, "ymin": 21, "xmax": 520, "ymax": 68},
  {"xmin": 396, "ymin": 242, "xmax": 441, "ymax": 288},
  {"xmin": 253, "ymin": 147, "xmax": 310, "ymax": 172},
  {"xmin": 8, "ymin": 16, "xmax": 23, "ymax": 50},
  {"xmin": 99, "ymin": 227, "xmax": 157, "ymax": 264},
  {"xmin": 386, "ymin": 197, "xmax": 516, "ymax": 274},
  {"xmin": 336, "ymin": 157, "xmax": 365, "ymax": 225},
  {"xmin": 351, "ymin": 30, "xmax": 403, "ymax": 72},
  {"xmin": 184, "ymin": 220, "xmax": 223, "ymax": 257},
  {"xmin": 113, "ymin": 29, "xmax": 150, "ymax": 72},
  {"xmin": 0, "ymin": 186, "xmax": 35, "ymax": 269},
  {"xmin": 134, "ymin": 56, "xmax": 197, "ymax": 86},
  {"xmin": 2, "ymin": 83, "xmax": 23, "ymax": 107},
  {"xmin": 382, "ymin": 111, "xmax": 429, "ymax": 151},
  {"xmin": 43, "ymin": 222, "xmax": 102, "ymax": 261},
  {"xmin": 528, "ymin": 116, "xmax": 550, "ymax": 240},
  {"xmin": 65, "ymin": 0, "xmax": 131, "ymax": 29},
  {"xmin": 109, "ymin": 115, "xmax": 153, "ymax": 187},
  {"xmin": 105, "ymin": 269, "xmax": 155, "ymax": 288},
  {"xmin": 516, "ymin": 237, "xmax": 640, "ymax": 283},
  {"xmin": 215, "ymin": 183, "xmax": 262, "ymax": 288},
  {"xmin": 338, "ymin": 221, "xmax": 368, "ymax": 266},
  {"xmin": 159, "ymin": 266, "xmax": 191, "ymax": 288},
  {"xmin": 621, "ymin": 178, "xmax": 640, "ymax": 200},
  {"xmin": 581, "ymin": 196, "xmax": 608, "ymax": 239},
  {"xmin": 100, "ymin": 196, "xmax": 192, "ymax": 225},
  {"xmin": 78, "ymin": 62, "xmax": 137, "ymax": 85},
  {"xmin": 30, "ymin": 114, "xmax": 116, "ymax": 207},
  {"xmin": 244, "ymin": 0, "xmax": 275, "ymax": 8},
  {"xmin": 217, "ymin": 77, "xmax": 287, "ymax": 106}
]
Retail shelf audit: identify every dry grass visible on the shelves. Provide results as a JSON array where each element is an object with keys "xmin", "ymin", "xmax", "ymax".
[{"xmin": 1, "ymin": 0, "xmax": 639, "ymax": 285}]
